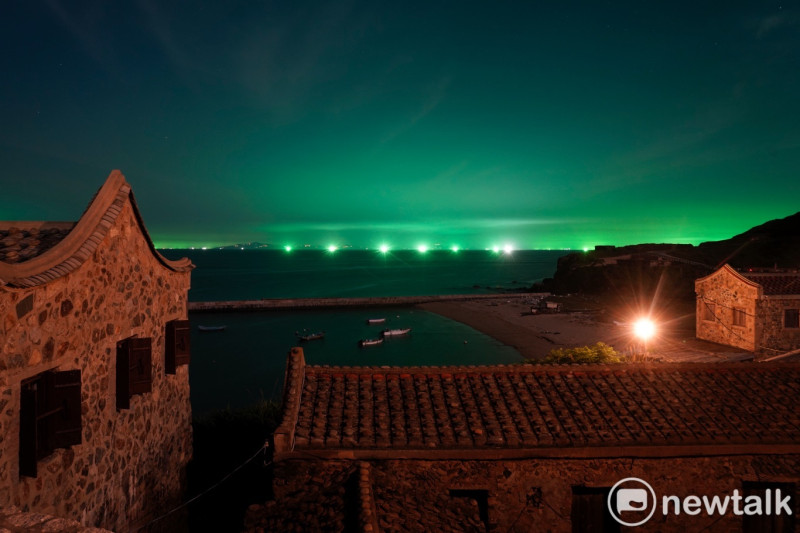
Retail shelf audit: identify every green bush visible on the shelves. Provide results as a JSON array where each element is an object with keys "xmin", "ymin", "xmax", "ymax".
[{"xmin": 534, "ymin": 342, "xmax": 624, "ymax": 364}]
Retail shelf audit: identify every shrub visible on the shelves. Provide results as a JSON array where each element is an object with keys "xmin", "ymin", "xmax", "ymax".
[{"xmin": 534, "ymin": 342, "xmax": 623, "ymax": 364}]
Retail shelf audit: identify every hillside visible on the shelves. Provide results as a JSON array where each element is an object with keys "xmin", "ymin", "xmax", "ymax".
[{"xmin": 536, "ymin": 211, "xmax": 800, "ymax": 303}]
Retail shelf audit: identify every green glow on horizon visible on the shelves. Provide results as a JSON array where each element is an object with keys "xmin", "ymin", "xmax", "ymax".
[
  {"xmin": 285, "ymin": 245, "xmax": 292, "ymax": 252},
  {"xmin": 451, "ymin": 245, "xmax": 460, "ymax": 252},
  {"xmin": 417, "ymin": 245, "xmax": 428, "ymax": 253},
  {"xmin": 379, "ymin": 244, "xmax": 390, "ymax": 253},
  {"xmin": 327, "ymin": 245, "xmax": 338, "ymax": 253}
]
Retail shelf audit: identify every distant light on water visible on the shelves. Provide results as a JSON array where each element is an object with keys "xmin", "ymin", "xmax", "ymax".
[
  {"xmin": 492, "ymin": 246, "xmax": 500, "ymax": 253},
  {"xmin": 451, "ymin": 245, "xmax": 460, "ymax": 252},
  {"xmin": 379, "ymin": 244, "xmax": 390, "ymax": 254},
  {"xmin": 284, "ymin": 245, "xmax": 292, "ymax": 252},
  {"xmin": 417, "ymin": 245, "xmax": 428, "ymax": 253},
  {"xmin": 503, "ymin": 244, "xmax": 514, "ymax": 254},
  {"xmin": 327, "ymin": 245, "xmax": 338, "ymax": 253}
]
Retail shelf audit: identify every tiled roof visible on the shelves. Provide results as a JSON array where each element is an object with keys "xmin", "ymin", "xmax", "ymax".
[
  {"xmin": 742, "ymin": 273, "xmax": 800, "ymax": 295},
  {"xmin": 0, "ymin": 170, "xmax": 192, "ymax": 288},
  {"xmin": 0, "ymin": 225, "xmax": 74, "ymax": 263},
  {"xmin": 275, "ymin": 349, "xmax": 800, "ymax": 456}
]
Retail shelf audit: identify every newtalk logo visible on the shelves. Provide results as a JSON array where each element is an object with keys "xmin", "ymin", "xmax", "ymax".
[{"xmin": 607, "ymin": 477, "xmax": 793, "ymax": 527}]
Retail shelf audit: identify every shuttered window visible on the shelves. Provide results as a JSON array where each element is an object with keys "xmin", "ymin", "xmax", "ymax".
[
  {"xmin": 116, "ymin": 337, "xmax": 152, "ymax": 410},
  {"xmin": 733, "ymin": 308, "xmax": 747, "ymax": 327},
  {"xmin": 19, "ymin": 370, "xmax": 82, "ymax": 477},
  {"xmin": 165, "ymin": 319, "xmax": 191, "ymax": 374},
  {"xmin": 785, "ymin": 309, "xmax": 799, "ymax": 329},
  {"xmin": 571, "ymin": 486, "xmax": 620, "ymax": 533}
]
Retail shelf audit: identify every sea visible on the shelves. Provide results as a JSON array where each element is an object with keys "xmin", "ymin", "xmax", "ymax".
[{"xmin": 159, "ymin": 249, "xmax": 564, "ymax": 415}]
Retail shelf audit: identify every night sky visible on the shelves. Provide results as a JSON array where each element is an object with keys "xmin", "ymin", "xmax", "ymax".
[{"xmin": 2, "ymin": 1, "xmax": 798, "ymax": 250}]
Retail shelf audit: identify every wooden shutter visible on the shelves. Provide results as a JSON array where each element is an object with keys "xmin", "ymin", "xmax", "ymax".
[
  {"xmin": 117, "ymin": 339, "xmax": 131, "ymax": 410},
  {"xmin": 129, "ymin": 337, "xmax": 152, "ymax": 395},
  {"xmin": 571, "ymin": 487, "xmax": 619, "ymax": 533},
  {"xmin": 19, "ymin": 381, "xmax": 39, "ymax": 477},
  {"xmin": 165, "ymin": 319, "xmax": 191, "ymax": 374},
  {"xmin": 52, "ymin": 370, "xmax": 82, "ymax": 448},
  {"xmin": 117, "ymin": 337, "xmax": 152, "ymax": 409},
  {"xmin": 19, "ymin": 370, "xmax": 82, "ymax": 477}
]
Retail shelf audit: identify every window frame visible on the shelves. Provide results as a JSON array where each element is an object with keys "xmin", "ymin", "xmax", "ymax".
[
  {"xmin": 116, "ymin": 336, "xmax": 153, "ymax": 410},
  {"xmin": 732, "ymin": 307, "xmax": 747, "ymax": 328},
  {"xmin": 702, "ymin": 302, "xmax": 716, "ymax": 322},
  {"xmin": 784, "ymin": 309, "xmax": 799, "ymax": 329},
  {"xmin": 19, "ymin": 369, "xmax": 82, "ymax": 478},
  {"xmin": 165, "ymin": 319, "xmax": 191, "ymax": 374}
]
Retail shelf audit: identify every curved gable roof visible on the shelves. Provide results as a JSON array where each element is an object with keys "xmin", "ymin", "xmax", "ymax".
[
  {"xmin": 0, "ymin": 170, "xmax": 193, "ymax": 289},
  {"xmin": 695, "ymin": 263, "xmax": 762, "ymax": 292}
]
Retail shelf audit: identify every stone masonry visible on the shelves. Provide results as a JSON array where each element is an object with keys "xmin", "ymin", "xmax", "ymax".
[{"xmin": 0, "ymin": 171, "xmax": 194, "ymax": 532}]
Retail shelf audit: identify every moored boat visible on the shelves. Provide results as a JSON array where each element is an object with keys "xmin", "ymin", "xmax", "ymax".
[
  {"xmin": 296, "ymin": 331, "xmax": 325, "ymax": 341},
  {"xmin": 366, "ymin": 318, "xmax": 386, "ymax": 324},
  {"xmin": 198, "ymin": 325, "xmax": 226, "ymax": 332},
  {"xmin": 381, "ymin": 328, "xmax": 411, "ymax": 337},
  {"xmin": 358, "ymin": 338, "xmax": 384, "ymax": 347}
]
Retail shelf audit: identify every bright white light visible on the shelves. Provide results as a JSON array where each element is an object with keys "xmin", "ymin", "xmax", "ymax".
[
  {"xmin": 503, "ymin": 244, "xmax": 513, "ymax": 254},
  {"xmin": 327, "ymin": 245, "xmax": 338, "ymax": 253},
  {"xmin": 284, "ymin": 246, "xmax": 292, "ymax": 252},
  {"xmin": 417, "ymin": 245, "xmax": 428, "ymax": 253},
  {"xmin": 379, "ymin": 244, "xmax": 389, "ymax": 254},
  {"xmin": 201, "ymin": 247, "xmax": 208, "ymax": 250},
  {"xmin": 633, "ymin": 318, "xmax": 656, "ymax": 341},
  {"xmin": 583, "ymin": 247, "xmax": 589, "ymax": 252},
  {"xmin": 492, "ymin": 246, "xmax": 500, "ymax": 253},
  {"xmin": 451, "ymin": 246, "xmax": 460, "ymax": 252}
]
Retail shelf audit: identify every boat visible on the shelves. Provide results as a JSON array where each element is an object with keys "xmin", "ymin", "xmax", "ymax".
[
  {"xmin": 381, "ymin": 328, "xmax": 411, "ymax": 337},
  {"xmin": 296, "ymin": 331, "xmax": 325, "ymax": 341},
  {"xmin": 198, "ymin": 325, "xmax": 226, "ymax": 332},
  {"xmin": 358, "ymin": 338, "xmax": 384, "ymax": 347},
  {"xmin": 366, "ymin": 318, "xmax": 386, "ymax": 325}
]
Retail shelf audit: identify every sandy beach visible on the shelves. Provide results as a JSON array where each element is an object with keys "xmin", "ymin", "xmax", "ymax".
[{"xmin": 419, "ymin": 297, "xmax": 752, "ymax": 363}]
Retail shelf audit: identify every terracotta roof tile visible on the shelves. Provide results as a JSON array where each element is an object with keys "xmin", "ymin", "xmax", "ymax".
[
  {"xmin": 743, "ymin": 273, "xmax": 800, "ymax": 295},
  {"xmin": 279, "ymin": 351, "xmax": 800, "ymax": 454},
  {"xmin": 0, "ymin": 226, "xmax": 73, "ymax": 263}
]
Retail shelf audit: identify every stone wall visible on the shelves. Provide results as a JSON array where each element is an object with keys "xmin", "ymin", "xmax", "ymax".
[
  {"xmin": 758, "ymin": 298, "xmax": 800, "ymax": 353},
  {"xmin": 0, "ymin": 202, "xmax": 192, "ymax": 532},
  {"xmin": 270, "ymin": 454, "xmax": 800, "ymax": 532},
  {"xmin": 695, "ymin": 268, "xmax": 759, "ymax": 352}
]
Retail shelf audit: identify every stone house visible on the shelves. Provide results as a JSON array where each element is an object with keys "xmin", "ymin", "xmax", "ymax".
[
  {"xmin": 247, "ymin": 348, "xmax": 800, "ymax": 532},
  {"xmin": 0, "ymin": 171, "xmax": 194, "ymax": 532},
  {"xmin": 695, "ymin": 264, "xmax": 800, "ymax": 355}
]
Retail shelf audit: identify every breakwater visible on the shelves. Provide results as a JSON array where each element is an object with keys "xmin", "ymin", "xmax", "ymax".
[{"xmin": 188, "ymin": 292, "xmax": 549, "ymax": 312}]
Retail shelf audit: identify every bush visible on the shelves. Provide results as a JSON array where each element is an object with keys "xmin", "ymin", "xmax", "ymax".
[{"xmin": 533, "ymin": 342, "xmax": 623, "ymax": 364}]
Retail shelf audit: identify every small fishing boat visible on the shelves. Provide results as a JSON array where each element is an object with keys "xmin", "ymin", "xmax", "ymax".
[
  {"xmin": 366, "ymin": 318, "xmax": 386, "ymax": 325},
  {"xmin": 296, "ymin": 331, "xmax": 325, "ymax": 341},
  {"xmin": 381, "ymin": 328, "xmax": 411, "ymax": 337},
  {"xmin": 358, "ymin": 338, "xmax": 384, "ymax": 347},
  {"xmin": 198, "ymin": 325, "xmax": 226, "ymax": 332}
]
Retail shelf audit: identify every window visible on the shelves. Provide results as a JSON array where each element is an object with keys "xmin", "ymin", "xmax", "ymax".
[
  {"xmin": 733, "ymin": 308, "xmax": 747, "ymax": 327},
  {"xmin": 19, "ymin": 370, "xmax": 82, "ymax": 477},
  {"xmin": 165, "ymin": 319, "xmax": 191, "ymax": 374},
  {"xmin": 702, "ymin": 303, "xmax": 716, "ymax": 322},
  {"xmin": 116, "ymin": 337, "xmax": 152, "ymax": 410},
  {"xmin": 785, "ymin": 309, "xmax": 799, "ymax": 329},
  {"xmin": 571, "ymin": 486, "xmax": 620, "ymax": 533},
  {"xmin": 450, "ymin": 489, "xmax": 490, "ymax": 531},
  {"xmin": 742, "ymin": 481, "xmax": 796, "ymax": 533}
]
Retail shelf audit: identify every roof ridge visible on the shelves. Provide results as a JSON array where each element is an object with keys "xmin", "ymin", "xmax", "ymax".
[
  {"xmin": 0, "ymin": 170, "xmax": 192, "ymax": 288},
  {"xmin": 304, "ymin": 361, "xmax": 800, "ymax": 374}
]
